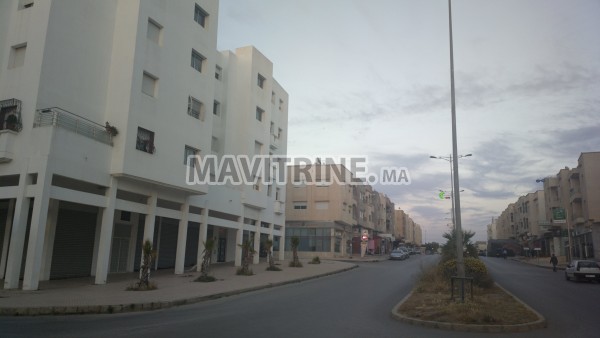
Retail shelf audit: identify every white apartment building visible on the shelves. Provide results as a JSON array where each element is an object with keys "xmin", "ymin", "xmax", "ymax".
[{"xmin": 0, "ymin": 0, "xmax": 288, "ymax": 290}]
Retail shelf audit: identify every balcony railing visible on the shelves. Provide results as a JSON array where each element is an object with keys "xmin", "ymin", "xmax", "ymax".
[{"xmin": 34, "ymin": 107, "xmax": 113, "ymax": 146}]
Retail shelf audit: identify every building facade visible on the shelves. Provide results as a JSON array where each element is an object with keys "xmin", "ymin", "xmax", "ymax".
[
  {"xmin": 0, "ymin": 0, "xmax": 288, "ymax": 290},
  {"xmin": 492, "ymin": 152, "xmax": 600, "ymax": 261},
  {"xmin": 284, "ymin": 164, "xmax": 395, "ymax": 258}
]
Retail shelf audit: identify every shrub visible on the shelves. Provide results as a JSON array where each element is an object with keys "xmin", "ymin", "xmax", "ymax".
[
  {"xmin": 266, "ymin": 265, "xmax": 282, "ymax": 271},
  {"xmin": 195, "ymin": 275, "xmax": 217, "ymax": 282},
  {"xmin": 439, "ymin": 257, "xmax": 493, "ymax": 288},
  {"xmin": 308, "ymin": 256, "xmax": 321, "ymax": 264}
]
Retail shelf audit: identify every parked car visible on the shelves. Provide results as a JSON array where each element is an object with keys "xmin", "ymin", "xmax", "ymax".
[
  {"xmin": 389, "ymin": 248, "xmax": 409, "ymax": 260},
  {"xmin": 565, "ymin": 260, "xmax": 600, "ymax": 282}
]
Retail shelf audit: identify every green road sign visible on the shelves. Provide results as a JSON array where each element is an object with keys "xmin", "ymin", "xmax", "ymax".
[{"xmin": 553, "ymin": 208, "xmax": 566, "ymax": 221}]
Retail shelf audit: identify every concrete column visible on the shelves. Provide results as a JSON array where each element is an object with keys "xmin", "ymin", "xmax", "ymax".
[
  {"xmin": 40, "ymin": 199, "xmax": 59, "ymax": 280},
  {"xmin": 94, "ymin": 177, "xmax": 118, "ymax": 284},
  {"xmin": 278, "ymin": 228, "xmax": 286, "ymax": 261},
  {"xmin": 139, "ymin": 192, "xmax": 157, "ymax": 278},
  {"xmin": 22, "ymin": 168, "xmax": 52, "ymax": 291},
  {"xmin": 196, "ymin": 208, "xmax": 208, "ymax": 272},
  {"xmin": 253, "ymin": 225, "xmax": 261, "ymax": 265},
  {"xmin": 90, "ymin": 209, "xmax": 103, "ymax": 276},
  {"xmin": 234, "ymin": 227, "xmax": 243, "ymax": 267},
  {"xmin": 0, "ymin": 199, "xmax": 16, "ymax": 279},
  {"xmin": 174, "ymin": 199, "xmax": 190, "ymax": 274},
  {"xmin": 4, "ymin": 167, "xmax": 31, "ymax": 289}
]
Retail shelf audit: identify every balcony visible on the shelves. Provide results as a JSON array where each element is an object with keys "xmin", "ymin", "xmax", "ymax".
[
  {"xmin": 569, "ymin": 168, "xmax": 580, "ymax": 178},
  {"xmin": 570, "ymin": 188, "xmax": 582, "ymax": 203},
  {"xmin": 270, "ymin": 133, "xmax": 281, "ymax": 150},
  {"xmin": 34, "ymin": 107, "xmax": 114, "ymax": 146},
  {"xmin": 274, "ymin": 200, "xmax": 284, "ymax": 214},
  {"xmin": 0, "ymin": 129, "xmax": 17, "ymax": 163}
]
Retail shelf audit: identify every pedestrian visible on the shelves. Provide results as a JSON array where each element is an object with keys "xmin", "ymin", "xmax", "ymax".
[
  {"xmin": 502, "ymin": 249, "xmax": 507, "ymax": 259},
  {"xmin": 550, "ymin": 253, "xmax": 558, "ymax": 272}
]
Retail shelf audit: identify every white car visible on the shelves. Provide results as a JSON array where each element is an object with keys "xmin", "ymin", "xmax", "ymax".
[{"xmin": 565, "ymin": 260, "xmax": 600, "ymax": 282}]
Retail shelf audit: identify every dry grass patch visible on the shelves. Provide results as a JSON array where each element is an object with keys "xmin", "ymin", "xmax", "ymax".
[{"xmin": 398, "ymin": 264, "xmax": 539, "ymax": 325}]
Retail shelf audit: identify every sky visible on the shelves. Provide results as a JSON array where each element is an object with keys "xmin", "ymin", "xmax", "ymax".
[{"xmin": 216, "ymin": 0, "xmax": 600, "ymax": 244}]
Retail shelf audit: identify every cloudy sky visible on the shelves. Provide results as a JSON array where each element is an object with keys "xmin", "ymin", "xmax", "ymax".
[{"xmin": 216, "ymin": 0, "xmax": 600, "ymax": 243}]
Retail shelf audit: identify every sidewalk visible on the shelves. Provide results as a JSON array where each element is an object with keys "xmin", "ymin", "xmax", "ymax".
[
  {"xmin": 0, "ymin": 259, "xmax": 357, "ymax": 316},
  {"xmin": 510, "ymin": 256, "xmax": 567, "ymax": 270}
]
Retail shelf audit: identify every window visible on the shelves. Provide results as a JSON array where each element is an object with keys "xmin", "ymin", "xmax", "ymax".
[
  {"xmin": 270, "ymin": 122, "xmax": 275, "ymax": 135},
  {"xmin": 271, "ymin": 91, "xmax": 276, "ymax": 103},
  {"xmin": 191, "ymin": 49, "xmax": 205, "ymax": 72},
  {"xmin": 279, "ymin": 99, "xmax": 284, "ymax": 111},
  {"xmin": 254, "ymin": 141, "xmax": 262, "ymax": 156},
  {"xmin": 315, "ymin": 201, "xmax": 329, "ymax": 210},
  {"xmin": 136, "ymin": 127, "xmax": 155, "ymax": 154},
  {"xmin": 257, "ymin": 74, "xmax": 266, "ymax": 88},
  {"xmin": 213, "ymin": 100, "xmax": 220, "ymax": 116},
  {"xmin": 184, "ymin": 145, "xmax": 200, "ymax": 167},
  {"xmin": 267, "ymin": 184, "xmax": 272, "ymax": 197},
  {"xmin": 211, "ymin": 137, "xmax": 219, "ymax": 155},
  {"xmin": 188, "ymin": 96, "xmax": 205, "ymax": 120},
  {"xmin": 194, "ymin": 4, "xmax": 209, "ymax": 27},
  {"xmin": 142, "ymin": 72, "xmax": 158, "ymax": 97},
  {"xmin": 277, "ymin": 128, "xmax": 282, "ymax": 139},
  {"xmin": 18, "ymin": 0, "xmax": 34, "ymax": 10},
  {"xmin": 276, "ymin": 187, "xmax": 281, "ymax": 201},
  {"xmin": 253, "ymin": 176, "xmax": 261, "ymax": 191},
  {"xmin": 9, "ymin": 44, "xmax": 26, "ymax": 69},
  {"xmin": 147, "ymin": 18, "xmax": 162, "ymax": 45},
  {"xmin": 293, "ymin": 202, "xmax": 307, "ymax": 210},
  {"xmin": 256, "ymin": 107, "xmax": 264, "ymax": 122},
  {"xmin": 215, "ymin": 65, "xmax": 222, "ymax": 80}
]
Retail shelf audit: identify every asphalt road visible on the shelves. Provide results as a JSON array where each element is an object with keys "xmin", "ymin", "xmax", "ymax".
[{"xmin": 1, "ymin": 256, "xmax": 599, "ymax": 338}]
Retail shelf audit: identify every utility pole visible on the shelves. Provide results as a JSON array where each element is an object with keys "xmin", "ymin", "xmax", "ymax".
[{"xmin": 448, "ymin": 0, "xmax": 465, "ymax": 281}]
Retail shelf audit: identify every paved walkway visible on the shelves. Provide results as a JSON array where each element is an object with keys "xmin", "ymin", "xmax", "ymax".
[
  {"xmin": 0, "ymin": 258, "xmax": 368, "ymax": 316},
  {"xmin": 510, "ymin": 256, "xmax": 567, "ymax": 270}
]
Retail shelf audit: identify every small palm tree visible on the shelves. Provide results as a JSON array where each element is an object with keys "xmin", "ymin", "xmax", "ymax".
[
  {"xmin": 196, "ymin": 239, "xmax": 216, "ymax": 282},
  {"xmin": 264, "ymin": 239, "xmax": 281, "ymax": 271},
  {"xmin": 441, "ymin": 229, "xmax": 478, "ymax": 262},
  {"xmin": 237, "ymin": 239, "xmax": 256, "ymax": 275},
  {"xmin": 289, "ymin": 236, "xmax": 302, "ymax": 267},
  {"xmin": 137, "ymin": 240, "xmax": 157, "ymax": 289}
]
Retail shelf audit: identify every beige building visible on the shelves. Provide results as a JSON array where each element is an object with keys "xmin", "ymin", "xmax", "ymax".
[
  {"xmin": 493, "ymin": 152, "xmax": 600, "ymax": 260},
  {"xmin": 285, "ymin": 164, "xmax": 395, "ymax": 258},
  {"xmin": 393, "ymin": 208, "xmax": 421, "ymax": 245}
]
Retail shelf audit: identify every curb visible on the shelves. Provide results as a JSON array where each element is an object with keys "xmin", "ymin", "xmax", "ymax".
[
  {"xmin": 0, "ymin": 264, "xmax": 358, "ymax": 316},
  {"xmin": 390, "ymin": 282, "xmax": 547, "ymax": 333}
]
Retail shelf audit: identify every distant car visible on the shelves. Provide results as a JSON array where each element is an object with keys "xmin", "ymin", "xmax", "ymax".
[
  {"xmin": 389, "ymin": 248, "xmax": 409, "ymax": 260},
  {"xmin": 565, "ymin": 260, "xmax": 600, "ymax": 282}
]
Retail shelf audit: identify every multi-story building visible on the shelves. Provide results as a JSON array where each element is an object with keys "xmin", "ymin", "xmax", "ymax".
[
  {"xmin": 493, "ymin": 152, "xmax": 600, "ymax": 260},
  {"xmin": 284, "ymin": 164, "xmax": 395, "ymax": 258},
  {"xmin": 0, "ymin": 0, "xmax": 288, "ymax": 291},
  {"xmin": 570, "ymin": 152, "xmax": 600, "ymax": 259},
  {"xmin": 393, "ymin": 208, "xmax": 421, "ymax": 245}
]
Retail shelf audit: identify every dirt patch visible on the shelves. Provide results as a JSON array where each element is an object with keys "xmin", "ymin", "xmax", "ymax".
[{"xmin": 397, "ymin": 266, "xmax": 539, "ymax": 325}]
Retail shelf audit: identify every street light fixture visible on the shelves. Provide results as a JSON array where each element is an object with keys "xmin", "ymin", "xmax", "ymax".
[{"xmin": 430, "ymin": 155, "xmax": 471, "ymax": 230}]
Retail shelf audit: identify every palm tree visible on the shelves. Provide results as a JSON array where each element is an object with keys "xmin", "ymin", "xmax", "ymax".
[
  {"xmin": 197, "ymin": 238, "xmax": 216, "ymax": 281},
  {"xmin": 264, "ymin": 239, "xmax": 281, "ymax": 271},
  {"xmin": 137, "ymin": 240, "xmax": 157, "ymax": 289},
  {"xmin": 237, "ymin": 239, "xmax": 256, "ymax": 275},
  {"xmin": 289, "ymin": 236, "xmax": 302, "ymax": 267},
  {"xmin": 441, "ymin": 229, "xmax": 478, "ymax": 262}
]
